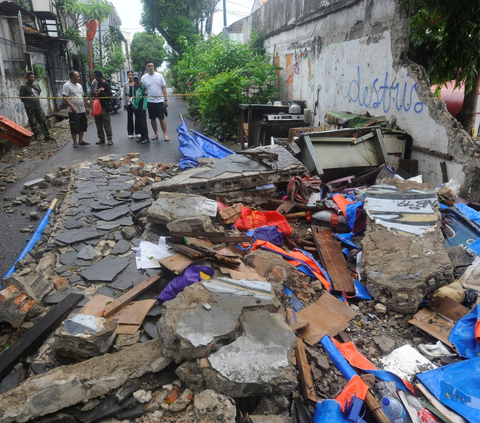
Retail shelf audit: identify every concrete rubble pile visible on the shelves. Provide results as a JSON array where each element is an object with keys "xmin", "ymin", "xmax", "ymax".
[{"xmin": 0, "ymin": 142, "xmax": 479, "ymax": 423}]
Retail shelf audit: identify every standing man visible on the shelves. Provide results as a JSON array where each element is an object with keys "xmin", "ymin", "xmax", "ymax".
[
  {"xmin": 62, "ymin": 70, "xmax": 89, "ymax": 148},
  {"xmin": 141, "ymin": 60, "xmax": 169, "ymax": 141},
  {"xmin": 19, "ymin": 71, "xmax": 55, "ymax": 141},
  {"xmin": 132, "ymin": 72, "xmax": 149, "ymax": 143},
  {"xmin": 92, "ymin": 69, "xmax": 114, "ymax": 145}
]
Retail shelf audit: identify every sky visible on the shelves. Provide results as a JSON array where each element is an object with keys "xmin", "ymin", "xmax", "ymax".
[{"xmin": 109, "ymin": 0, "xmax": 255, "ymax": 37}]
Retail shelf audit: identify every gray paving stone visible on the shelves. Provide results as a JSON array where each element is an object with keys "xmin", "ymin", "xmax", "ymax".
[
  {"xmin": 111, "ymin": 240, "xmax": 131, "ymax": 255},
  {"xmin": 64, "ymin": 218, "xmax": 83, "ymax": 229},
  {"xmin": 59, "ymin": 251, "xmax": 78, "ymax": 265},
  {"xmin": 95, "ymin": 285, "xmax": 123, "ymax": 299},
  {"xmin": 78, "ymin": 245, "xmax": 97, "ymax": 261},
  {"xmin": 97, "ymin": 222, "xmax": 120, "ymax": 231},
  {"xmin": 44, "ymin": 289, "xmax": 84, "ymax": 305},
  {"xmin": 54, "ymin": 265, "xmax": 69, "ymax": 274},
  {"xmin": 76, "ymin": 395, "xmax": 137, "ymax": 423},
  {"xmin": 93, "ymin": 205, "xmax": 130, "ymax": 221},
  {"xmin": 142, "ymin": 319, "xmax": 158, "ymax": 339},
  {"xmin": 130, "ymin": 199, "xmax": 152, "ymax": 213},
  {"xmin": 54, "ymin": 228, "xmax": 103, "ymax": 245},
  {"xmin": 80, "ymin": 256, "xmax": 131, "ymax": 283},
  {"xmin": 132, "ymin": 191, "xmax": 152, "ymax": 201}
]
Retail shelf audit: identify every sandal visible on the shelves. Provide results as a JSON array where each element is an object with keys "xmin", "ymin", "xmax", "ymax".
[
  {"xmin": 164, "ymin": 137, "xmax": 170, "ymax": 142},
  {"xmin": 96, "ymin": 140, "xmax": 105, "ymax": 144},
  {"xmin": 79, "ymin": 141, "xmax": 90, "ymax": 145},
  {"xmin": 73, "ymin": 143, "xmax": 79, "ymax": 148},
  {"xmin": 151, "ymin": 134, "xmax": 158, "ymax": 140},
  {"xmin": 107, "ymin": 141, "xmax": 113, "ymax": 145}
]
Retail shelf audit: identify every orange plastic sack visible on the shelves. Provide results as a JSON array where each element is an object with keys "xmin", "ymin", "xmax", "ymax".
[
  {"xmin": 335, "ymin": 375, "xmax": 369, "ymax": 412},
  {"xmin": 92, "ymin": 98, "xmax": 102, "ymax": 116},
  {"xmin": 234, "ymin": 207, "xmax": 292, "ymax": 236}
]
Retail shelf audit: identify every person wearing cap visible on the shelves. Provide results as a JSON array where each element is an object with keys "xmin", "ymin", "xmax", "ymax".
[
  {"xmin": 131, "ymin": 72, "xmax": 149, "ymax": 143},
  {"xmin": 122, "ymin": 70, "xmax": 136, "ymax": 139},
  {"xmin": 141, "ymin": 60, "xmax": 169, "ymax": 142},
  {"xmin": 92, "ymin": 69, "xmax": 114, "ymax": 145}
]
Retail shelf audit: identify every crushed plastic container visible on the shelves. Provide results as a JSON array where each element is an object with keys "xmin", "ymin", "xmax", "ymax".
[{"xmin": 381, "ymin": 396, "xmax": 407, "ymax": 423}]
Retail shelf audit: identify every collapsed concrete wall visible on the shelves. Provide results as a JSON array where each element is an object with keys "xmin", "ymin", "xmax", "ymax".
[{"xmin": 241, "ymin": 0, "xmax": 480, "ymax": 199}]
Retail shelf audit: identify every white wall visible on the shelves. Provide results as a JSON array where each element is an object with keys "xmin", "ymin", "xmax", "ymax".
[{"xmin": 241, "ymin": 0, "xmax": 471, "ymax": 187}]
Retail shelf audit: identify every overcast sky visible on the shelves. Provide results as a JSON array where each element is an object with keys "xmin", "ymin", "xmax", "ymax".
[{"xmin": 110, "ymin": 0, "xmax": 255, "ymax": 36}]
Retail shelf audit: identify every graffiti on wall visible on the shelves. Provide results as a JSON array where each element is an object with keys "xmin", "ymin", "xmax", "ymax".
[{"xmin": 348, "ymin": 66, "xmax": 424, "ymax": 114}]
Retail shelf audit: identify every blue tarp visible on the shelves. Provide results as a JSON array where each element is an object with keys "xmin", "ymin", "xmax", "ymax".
[
  {"xmin": 449, "ymin": 305, "xmax": 480, "ymax": 359},
  {"xmin": 177, "ymin": 118, "xmax": 233, "ymax": 169},
  {"xmin": 417, "ymin": 357, "xmax": 480, "ymax": 423},
  {"xmin": 441, "ymin": 207, "xmax": 480, "ymax": 256}
]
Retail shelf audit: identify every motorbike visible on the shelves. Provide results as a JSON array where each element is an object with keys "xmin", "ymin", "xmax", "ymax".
[{"xmin": 109, "ymin": 83, "xmax": 122, "ymax": 113}]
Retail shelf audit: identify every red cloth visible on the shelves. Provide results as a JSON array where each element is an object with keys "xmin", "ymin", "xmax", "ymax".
[{"xmin": 234, "ymin": 207, "xmax": 292, "ymax": 236}]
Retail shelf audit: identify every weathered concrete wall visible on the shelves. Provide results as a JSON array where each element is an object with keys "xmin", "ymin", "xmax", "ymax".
[{"xmin": 241, "ymin": 0, "xmax": 480, "ymax": 197}]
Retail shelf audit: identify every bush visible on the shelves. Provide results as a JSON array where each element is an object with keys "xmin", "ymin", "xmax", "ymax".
[{"xmin": 173, "ymin": 35, "xmax": 282, "ymax": 138}]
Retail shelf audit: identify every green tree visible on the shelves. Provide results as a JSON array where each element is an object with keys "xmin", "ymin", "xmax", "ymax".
[
  {"xmin": 140, "ymin": 0, "xmax": 220, "ymax": 54},
  {"xmin": 130, "ymin": 32, "xmax": 167, "ymax": 72},
  {"xmin": 92, "ymin": 32, "xmax": 125, "ymax": 80},
  {"xmin": 55, "ymin": 0, "xmax": 114, "ymax": 47},
  {"xmin": 406, "ymin": 0, "xmax": 480, "ymax": 134}
]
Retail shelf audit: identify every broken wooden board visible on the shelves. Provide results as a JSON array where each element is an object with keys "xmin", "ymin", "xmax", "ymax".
[
  {"xmin": 311, "ymin": 225, "xmax": 355, "ymax": 295},
  {"xmin": 78, "ymin": 294, "xmax": 112, "ymax": 317},
  {"xmin": 171, "ymin": 232, "xmax": 251, "ymax": 244},
  {"xmin": 276, "ymin": 200, "xmax": 296, "ymax": 215},
  {"xmin": 218, "ymin": 203, "xmax": 243, "ymax": 225},
  {"xmin": 0, "ymin": 293, "xmax": 83, "ymax": 381},
  {"xmin": 408, "ymin": 308, "xmax": 455, "ymax": 348},
  {"xmin": 103, "ymin": 275, "xmax": 160, "ymax": 317},
  {"xmin": 159, "ymin": 253, "xmax": 195, "ymax": 274},
  {"xmin": 185, "ymin": 237, "xmax": 215, "ymax": 248},
  {"xmin": 108, "ymin": 299, "xmax": 156, "ymax": 335},
  {"xmin": 293, "ymin": 292, "xmax": 357, "ymax": 346},
  {"xmin": 219, "ymin": 263, "xmax": 266, "ymax": 281},
  {"xmin": 295, "ymin": 337, "xmax": 317, "ymax": 405}
]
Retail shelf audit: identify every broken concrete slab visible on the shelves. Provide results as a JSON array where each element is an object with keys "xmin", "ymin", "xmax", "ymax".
[
  {"xmin": 0, "ymin": 339, "xmax": 172, "ymax": 423},
  {"xmin": 147, "ymin": 192, "xmax": 218, "ymax": 225},
  {"xmin": 158, "ymin": 280, "xmax": 279, "ymax": 361},
  {"xmin": 53, "ymin": 314, "xmax": 117, "ymax": 358},
  {"xmin": 166, "ymin": 215, "xmax": 217, "ymax": 233},
  {"xmin": 151, "ymin": 145, "xmax": 307, "ymax": 196},
  {"xmin": 80, "ymin": 256, "xmax": 131, "ymax": 283},
  {"xmin": 362, "ymin": 181, "xmax": 454, "ymax": 313},
  {"xmin": 204, "ymin": 310, "xmax": 297, "ymax": 396}
]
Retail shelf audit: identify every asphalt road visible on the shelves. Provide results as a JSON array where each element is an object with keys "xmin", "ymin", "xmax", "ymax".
[{"xmin": 0, "ymin": 90, "xmax": 194, "ymax": 279}]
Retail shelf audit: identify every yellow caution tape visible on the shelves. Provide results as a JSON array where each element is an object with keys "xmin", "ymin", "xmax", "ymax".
[{"xmin": 3, "ymin": 92, "xmax": 212, "ymax": 100}]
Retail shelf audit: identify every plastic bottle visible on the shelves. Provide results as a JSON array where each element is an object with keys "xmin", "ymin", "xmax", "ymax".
[{"xmin": 380, "ymin": 396, "xmax": 408, "ymax": 423}]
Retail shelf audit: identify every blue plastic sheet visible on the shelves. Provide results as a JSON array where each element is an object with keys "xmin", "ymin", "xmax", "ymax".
[
  {"xmin": 456, "ymin": 204, "xmax": 480, "ymax": 228},
  {"xmin": 192, "ymin": 130, "xmax": 234, "ymax": 159},
  {"xmin": 449, "ymin": 304, "xmax": 480, "ymax": 358},
  {"xmin": 313, "ymin": 400, "xmax": 352, "ymax": 423},
  {"xmin": 417, "ymin": 357, "xmax": 480, "ymax": 422},
  {"xmin": 177, "ymin": 118, "xmax": 233, "ymax": 169},
  {"xmin": 441, "ymin": 207, "xmax": 480, "ymax": 255},
  {"xmin": 251, "ymin": 225, "xmax": 284, "ymax": 246}
]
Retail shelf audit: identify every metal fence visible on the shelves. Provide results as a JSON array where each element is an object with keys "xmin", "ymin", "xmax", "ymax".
[{"xmin": 0, "ymin": 36, "xmax": 26, "ymax": 77}]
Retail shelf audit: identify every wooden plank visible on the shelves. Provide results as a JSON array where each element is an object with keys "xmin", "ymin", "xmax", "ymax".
[
  {"xmin": 103, "ymin": 275, "xmax": 160, "ymax": 318},
  {"xmin": 276, "ymin": 199, "xmax": 296, "ymax": 214},
  {"xmin": 171, "ymin": 232, "xmax": 251, "ymax": 243},
  {"xmin": 0, "ymin": 293, "xmax": 83, "ymax": 381},
  {"xmin": 111, "ymin": 300, "xmax": 156, "ymax": 325},
  {"xmin": 159, "ymin": 253, "xmax": 195, "ymax": 274},
  {"xmin": 295, "ymin": 337, "xmax": 317, "ymax": 405},
  {"xmin": 408, "ymin": 308, "xmax": 454, "ymax": 348},
  {"xmin": 185, "ymin": 237, "xmax": 215, "ymax": 248},
  {"xmin": 115, "ymin": 324, "xmax": 141, "ymax": 335},
  {"xmin": 78, "ymin": 294, "xmax": 112, "ymax": 317},
  {"xmin": 165, "ymin": 241, "xmax": 206, "ymax": 259},
  {"xmin": 311, "ymin": 225, "xmax": 355, "ymax": 294}
]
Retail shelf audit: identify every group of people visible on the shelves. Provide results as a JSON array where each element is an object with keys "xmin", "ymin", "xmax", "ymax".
[{"xmin": 19, "ymin": 60, "xmax": 169, "ymax": 148}]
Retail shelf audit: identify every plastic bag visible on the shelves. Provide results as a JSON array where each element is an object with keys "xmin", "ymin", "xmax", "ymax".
[{"xmin": 92, "ymin": 98, "xmax": 102, "ymax": 116}]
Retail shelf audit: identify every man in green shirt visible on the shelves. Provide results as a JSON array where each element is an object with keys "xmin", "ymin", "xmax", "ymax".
[{"xmin": 19, "ymin": 71, "xmax": 55, "ymax": 141}]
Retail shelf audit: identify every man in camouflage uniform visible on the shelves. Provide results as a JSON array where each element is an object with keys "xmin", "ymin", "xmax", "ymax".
[{"xmin": 19, "ymin": 71, "xmax": 55, "ymax": 141}]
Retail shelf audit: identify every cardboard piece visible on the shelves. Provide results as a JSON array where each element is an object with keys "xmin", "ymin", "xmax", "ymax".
[
  {"xmin": 219, "ymin": 262, "xmax": 266, "ymax": 281},
  {"xmin": 108, "ymin": 299, "xmax": 156, "ymax": 335},
  {"xmin": 431, "ymin": 296, "xmax": 470, "ymax": 322},
  {"xmin": 408, "ymin": 308, "xmax": 455, "ymax": 348},
  {"xmin": 159, "ymin": 253, "xmax": 195, "ymax": 274},
  {"xmin": 78, "ymin": 294, "xmax": 112, "ymax": 317},
  {"xmin": 292, "ymin": 292, "xmax": 356, "ymax": 346}
]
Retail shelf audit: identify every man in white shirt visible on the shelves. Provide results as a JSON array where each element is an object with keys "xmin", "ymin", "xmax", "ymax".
[
  {"xmin": 141, "ymin": 60, "xmax": 169, "ymax": 141},
  {"xmin": 62, "ymin": 70, "xmax": 89, "ymax": 148}
]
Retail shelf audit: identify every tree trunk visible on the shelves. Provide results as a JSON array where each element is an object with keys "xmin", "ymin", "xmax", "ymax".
[
  {"xmin": 143, "ymin": 0, "xmax": 180, "ymax": 54},
  {"xmin": 459, "ymin": 72, "xmax": 480, "ymax": 136}
]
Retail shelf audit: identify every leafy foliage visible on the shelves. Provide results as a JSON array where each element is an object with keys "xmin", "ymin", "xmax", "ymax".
[
  {"xmin": 140, "ymin": 0, "xmax": 219, "ymax": 54},
  {"xmin": 406, "ymin": 0, "xmax": 480, "ymax": 131},
  {"xmin": 174, "ymin": 35, "xmax": 281, "ymax": 138},
  {"xmin": 91, "ymin": 33, "xmax": 125, "ymax": 80},
  {"xmin": 130, "ymin": 32, "xmax": 167, "ymax": 72},
  {"xmin": 55, "ymin": 0, "xmax": 113, "ymax": 47}
]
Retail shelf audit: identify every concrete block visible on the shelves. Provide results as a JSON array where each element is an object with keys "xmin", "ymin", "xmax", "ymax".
[{"xmin": 24, "ymin": 178, "xmax": 45, "ymax": 189}]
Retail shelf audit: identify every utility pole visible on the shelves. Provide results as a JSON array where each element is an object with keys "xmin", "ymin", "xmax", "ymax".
[{"xmin": 222, "ymin": 0, "xmax": 227, "ymax": 42}]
